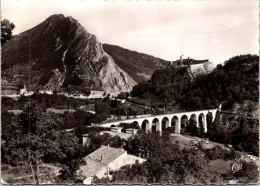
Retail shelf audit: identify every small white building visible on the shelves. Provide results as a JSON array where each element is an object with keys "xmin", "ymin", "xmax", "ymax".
[
  {"xmin": 110, "ymin": 127, "xmax": 123, "ymax": 133},
  {"xmin": 88, "ymin": 91, "xmax": 106, "ymax": 99},
  {"xmin": 57, "ymin": 92, "xmax": 69, "ymax": 96},
  {"xmin": 125, "ymin": 128, "xmax": 139, "ymax": 135},
  {"xmin": 20, "ymin": 85, "xmax": 27, "ymax": 95},
  {"xmin": 45, "ymin": 90, "xmax": 53, "ymax": 95},
  {"xmin": 39, "ymin": 90, "xmax": 53, "ymax": 95},
  {"xmin": 24, "ymin": 91, "xmax": 34, "ymax": 96},
  {"xmin": 87, "ymin": 111, "xmax": 96, "ymax": 114},
  {"xmin": 82, "ymin": 134, "xmax": 89, "ymax": 145},
  {"xmin": 19, "ymin": 85, "xmax": 34, "ymax": 96}
]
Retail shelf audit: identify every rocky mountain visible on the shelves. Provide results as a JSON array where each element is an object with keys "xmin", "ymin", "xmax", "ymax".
[
  {"xmin": 103, "ymin": 44, "xmax": 170, "ymax": 83},
  {"xmin": 2, "ymin": 14, "xmax": 137, "ymax": 93}
]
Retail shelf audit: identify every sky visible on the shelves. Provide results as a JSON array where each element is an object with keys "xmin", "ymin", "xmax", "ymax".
[{"xmin": 1, "ymin": 0, "xmax": 259, "ymax": 65}]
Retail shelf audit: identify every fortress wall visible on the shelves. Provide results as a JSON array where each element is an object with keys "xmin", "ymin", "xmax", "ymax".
[{"xmin": 190, "ymin": 63, "xmax": 206, "ymax": 73}]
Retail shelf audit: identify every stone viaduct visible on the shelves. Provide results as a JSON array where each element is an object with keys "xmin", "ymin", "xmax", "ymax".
[{"xmin": 96, "ymin": 108, "xmax": 219, "ymax": 134}]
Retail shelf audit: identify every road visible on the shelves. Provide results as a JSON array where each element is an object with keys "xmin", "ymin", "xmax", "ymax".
[{"xmin": 115, "ymin": 98, "xmax": 155, "ymax": 112}]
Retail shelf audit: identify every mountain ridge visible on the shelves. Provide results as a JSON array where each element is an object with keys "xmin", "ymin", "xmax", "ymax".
[
  {"xmin": 103, "ymin": 43, "xmax": 170, "ymax": 83},
  {"xmin": 2, "ymin": 14, "xmax": 171, "ymax": 94},
  {"xmin": 2, "ymin": 14, "xmax": 137, "ymax": 93}
]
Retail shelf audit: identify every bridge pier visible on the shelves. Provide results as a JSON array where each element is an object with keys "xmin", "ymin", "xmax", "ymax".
[
  {"xmin": 202, "ymin": 117, "xmax": 207, "ymax": 133},
  {"xmin": 165, "ymin": 119, "xmax": 170, "ymax": 129},
  {"xmin": 156, "ymin": 121, "xmax": 161, "ymax": 133},
  {"xmin": 174, "ymin": 118, "xmax": 181, "ymax": 134},
  {"xmin": 146, "ymin": 122, "xmax": 152, "ymax": 133}
]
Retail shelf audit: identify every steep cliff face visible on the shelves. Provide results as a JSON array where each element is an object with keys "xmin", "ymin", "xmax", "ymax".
[{"xmin": 2, "ymin": 14, "xmax": 136, "ymax": 93}]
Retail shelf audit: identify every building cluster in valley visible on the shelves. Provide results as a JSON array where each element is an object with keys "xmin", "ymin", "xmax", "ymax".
[{"xmin": 1, "ymin": 83, "xmax": 108, "ymax": 99}]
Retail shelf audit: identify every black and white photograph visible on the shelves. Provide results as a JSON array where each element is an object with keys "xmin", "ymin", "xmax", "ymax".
[{"xmin": 1, "ymin": 0, "xmax": 259, "ymax": 184}]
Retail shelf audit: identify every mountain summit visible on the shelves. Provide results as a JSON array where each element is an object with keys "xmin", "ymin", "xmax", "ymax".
[{"xmin": 2, "ymin": 14, "xmax": 136, "ymax": 93}]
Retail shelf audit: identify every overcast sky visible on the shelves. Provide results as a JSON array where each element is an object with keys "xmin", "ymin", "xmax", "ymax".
[{"xmin": 1, "ymin": 0, "xmax": 259, "ymax": 64}]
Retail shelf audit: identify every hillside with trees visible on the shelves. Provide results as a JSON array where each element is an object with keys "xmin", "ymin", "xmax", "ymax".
[
  {"xmin": 92, "ymin": 132, "xmax": 258, "ymax": 184},
  {"xmin": 131, "ymin": 54, "xmax": 258, "ymax": 112}
]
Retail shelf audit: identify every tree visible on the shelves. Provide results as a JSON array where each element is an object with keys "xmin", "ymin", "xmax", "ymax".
[
  {"xmin": 185, "ymin": 119, "xmax": 200, "ymax": 136},
  {"xmin": 117, "ymin": 92, "xmax": 129, "ymax": 100},
  {"xmin": 6, "ymin": 104, "xmax": 80, "ymax": 184},
  {"xmin": 233, "ymin": 161, "xmax": 259, "ymax": 183},
  {"xmin": 57, "ymin": 158, "xmax": 86, "ymax": 184},
  {"xmin": 18, "ymin": 103, "xmax": 42, "ymax": 134},
  {"xmin": 1, "ymin": 19, "xmax": 15, "ymax": 45},
  {"xmin": 75, "ymin": 123, "xmax": 86, "ymax": 144}
]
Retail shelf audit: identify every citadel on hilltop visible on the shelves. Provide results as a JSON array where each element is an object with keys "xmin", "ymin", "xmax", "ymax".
[{"xmin": 171, "ymin": 55, "xmax": 215, "ymax": 74}]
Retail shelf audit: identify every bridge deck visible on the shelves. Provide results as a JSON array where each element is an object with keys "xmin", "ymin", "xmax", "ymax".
[{"xmin": 97, "ymin": 108, "xmax": 218, "ymax": 126}]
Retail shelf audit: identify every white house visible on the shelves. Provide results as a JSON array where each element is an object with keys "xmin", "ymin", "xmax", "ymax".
[
  {"xmin": 125, "ymin": 128, "xmax": 139, "ymax": 135},
  {"xmin": 79, "ymin": 145, "xmax": 146, "ymax": 184}
]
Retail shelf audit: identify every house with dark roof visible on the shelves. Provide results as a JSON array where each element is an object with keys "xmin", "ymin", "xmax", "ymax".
[{"xmin": 79, "ymin": 145, "xmax": 146, "ymax": 184}]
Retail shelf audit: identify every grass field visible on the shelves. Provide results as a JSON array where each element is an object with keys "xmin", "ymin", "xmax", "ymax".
[
  {"xmin": 198, "ymin": 141, "xmax": 216, "ymax": 150},
  {"xmin": 1, "ymin": 163, "xmax": 61, "ymax": 184},
  {"xmin": 170, "ymin": 133, "xmax": 195, "ymax": 146},
  {"xmin": 46, "ymin": 108, "xmax": 75, "ymax": 114},
  {"xmin": 209, "ymin": 159, "xmax": 232, "ymax": 174},
  {"xmin": 169, "ymin": 133, "xmax": 216, "ymax": 150}
]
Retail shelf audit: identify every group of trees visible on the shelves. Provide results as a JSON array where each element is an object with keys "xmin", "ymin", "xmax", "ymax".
[
  {"xmin": 1, "ymin": 104, "xmax": 85, "ymax": 184},
  {"xmin": 2, "ymin": 94, "xmax": 93, "ymax": 110},
  {"xmin": 1, "ymin": 110, "xmax": 16, "ymax": 139},
  {"xmin": 233, "ymin": 161, "xmax": 259, "ymax": 183},
  {"xmin": 90, "ymin": 130, "xmax": 258, "ymax": 184},
  {"xmin": 203, "ymin": 145, "xmax": 240, "ymax": 161},
  {"xmin": 206, "ymin": 112, "xmax": 259, "ymax": 156},
  {"xmin": 185, "ymin": 119, "xmax": 201, "ymax": 136},
  {"xmin": 131, "ymin": 66, "xmax": 191, "ymax": 110},
  {"xmin": 92, "ymin": 132, "xmax": 224, "ymax": 184}
]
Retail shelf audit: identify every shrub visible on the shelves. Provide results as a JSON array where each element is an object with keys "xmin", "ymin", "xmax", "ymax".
[{"xmin": 6, "ymin": 177, "xmax": 16, "ymax": 184}]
